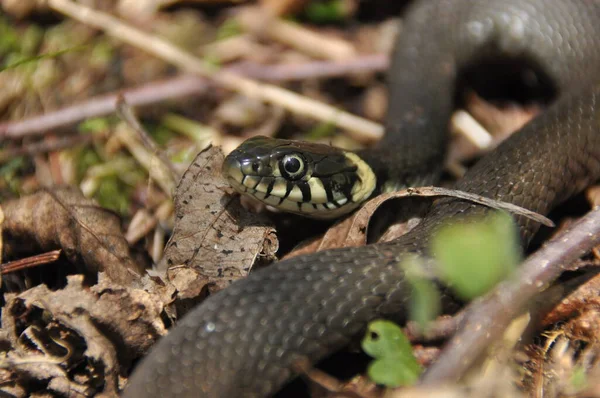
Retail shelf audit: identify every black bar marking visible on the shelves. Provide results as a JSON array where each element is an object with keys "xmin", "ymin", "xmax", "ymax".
[
  {"xmin": 264, "ymin": 178, "xmax": 275, "ymax": 199},
  {"xmin": 297, "ymin": 181, "xmax": 311, "ymax": 203},
  {"xmin": 322, "ymin": 178, "xmax": 335, "ymax": 204},
  {"xmin": 279, "ymin": 181, "xmax": 295, "ymax": 205}
]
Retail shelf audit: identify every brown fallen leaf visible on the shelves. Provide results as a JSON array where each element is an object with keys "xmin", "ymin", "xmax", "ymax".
[
  {"xmin": 161, "ymin": 145, "xmax": 277, "ymax": 298},
  {"xmin": 2, "ymin": 186, "xmax": 143, "ymax": 286},
  {"xmin": 1, "ymin": 274, "xmax": 168, "ymax": 397},
  {"xmin": 285, "ymin": 187, "xmax": 553, "ymax": 259}
]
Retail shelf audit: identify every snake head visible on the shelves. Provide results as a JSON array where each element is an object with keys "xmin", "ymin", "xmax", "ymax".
[{"xmin": 222, "ymin": 136, "xmax": 377, "ymax": 219}]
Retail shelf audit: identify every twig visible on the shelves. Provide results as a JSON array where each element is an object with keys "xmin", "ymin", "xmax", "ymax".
[
  {"xmin": 1, "ymin": 250, "xmax": 62, "ymax": 274},
  {"xmin": 229, "ymin": 54, "xmax": 388, "ymax": 81},
  {"xmin": 236, "ymin": 6, "xmax": 356, "ymax": 61},
  {"xmin": 116, "ymin": 97, "xmax": 179, "ymax": 181},
  {"xmin": 0, "ymin": 75, "xmax": 210, "ymax": 140},
  {"xmin": 114, "ymin": 123, "xmax": 176, "ymax": 197},
  {"xmin": 0, "ymin": 135, "xmax": 92, "ymax": 162},
  {"xmin": 405, "ymin": 313, "xmax": 464, "ymax": 343},
  {"xmin": 0, "ymin": 55, "xmax": 388, "ymax": 141},
  {"xmin": 450, "ymin": 110, "xmax": 493, "ymax": 149},
  {"xmin": 47, "ymin": 0, "xmax": 383, "ymax": 143},
  {"xmin": 420, "ymin": 207, "xmax": 600, "ymax": 384}
]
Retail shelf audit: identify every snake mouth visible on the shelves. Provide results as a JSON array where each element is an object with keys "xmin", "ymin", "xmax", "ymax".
[{"xmin": 222, "ymin": 137, "xmax": 376, "ymax": 219}]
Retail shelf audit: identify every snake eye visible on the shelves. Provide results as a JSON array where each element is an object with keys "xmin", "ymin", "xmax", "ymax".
[{"xmin": 279, "ymin": 154, "xmax": 306, "ymax": 180}]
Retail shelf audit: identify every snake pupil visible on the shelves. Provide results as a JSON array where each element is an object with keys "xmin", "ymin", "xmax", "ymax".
[
  {"xmin": 280, "ymin": 154, "xmax": 306, "ymax": 180},
  {"xmin": 284, "ymin": 157, "xmax": 300, "ymax": 173}
]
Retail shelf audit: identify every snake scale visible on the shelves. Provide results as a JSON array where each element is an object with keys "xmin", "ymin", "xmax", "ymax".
[{"xmin": 124, "ymin": 1, "xmax": 600, "ymax": 396}]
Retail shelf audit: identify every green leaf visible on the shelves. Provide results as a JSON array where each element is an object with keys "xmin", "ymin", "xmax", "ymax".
[
  {"xmin": 95, "ymin": 176, "xmax": 132, "ymax": 215},
  {"xmin": 161, "ymin": 113, "xmax": 214, "ymax": 144},
  {"xmin": 400, "ymin": 255, "xmax": 441, "ymax": 330},
  {"xmin": 0, "ymin": 17, "xmax": 21, "ymax": 56},
  {"xmin": 78, "ymin": 117, "xmax": 111, "ymax": 134},
  {"xmin": 362, "ymin": 320, "xmax": 422, "ymax": 387},
  {"xmin": 0, "ymin": 156, "xmax": 26, "ymax": 194},
  {"xmin": 306, "ymin": 120, "xmax": 337, "ymax": 140},
  {"xmin": 570, "ymin": 365, "xmax": 588, "ymax": 392},
  {"xmin": 304, "ymin": 0, "xmax": 348, "ymax": 24},
  {"xmin": 367, "ymin": 357, "xmax": 421, "ymax": 387},
  {"xmin": 216, "ymin": 18, "xmax": 242, "ymax": 41},
  {"xmin": 409, "ymin": 278, "xmax": 441, "ymax": 331},
  {"xmin": 431, "ymin": 211, "xmax": 521, "ymax": 300}
]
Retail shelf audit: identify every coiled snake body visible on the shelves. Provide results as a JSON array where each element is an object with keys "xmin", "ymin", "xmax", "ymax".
[{"xmin": 125, "ymin": 1, "xmax": 600, "ymax": 396}]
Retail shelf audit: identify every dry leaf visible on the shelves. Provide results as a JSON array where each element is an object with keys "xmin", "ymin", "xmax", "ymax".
[
  {"xmin": 1, "ymin": 274, "xmax": 168, "ymax": 397},
  {"xmin": 285, "ymin": 187, "xmax": 552, "ymax": 259},
  {"xmin": 2, "ymin": 187, "xmax": 143, "ymax": 285},
  {"xmin": 284, "ymin": 191, "xmax": 426, "ymax": 259},
  {"xmin": 161, "ymin": 145, "xmax": 277, "ymax": 297}
]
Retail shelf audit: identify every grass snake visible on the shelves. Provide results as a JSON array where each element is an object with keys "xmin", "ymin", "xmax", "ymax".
[{"xmin": 124, "ymin": 0, "xmax": 600, "ymax": 396}]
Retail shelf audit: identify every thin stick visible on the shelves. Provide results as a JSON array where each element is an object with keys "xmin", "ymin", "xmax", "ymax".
[
  {"xmin": 0, "ymin": 75, "xmax": 210, "ymax": 139},
  {"xmin": 116, "ymin": 97, "xmax": 179, "ymax": 181},
  {"xmin": 0, "ymin": 135, "xmax": 91, "ymax": 162},
  {"xmin": 1, "ymin": 250, "xmax": 62, "ymax": 274},
  {"xmin": 236, "ymin": 6, "xmax": 356, "ymax": 61},
  {"xmin": 420, "ymin": 207, "xmax": 600, "ymax": 384},
  {"xmin": 0, "ymin": 54, "xmax": 388, "ymax": 141},
  {"xmin": 230, "ymin": 54, "xmax": 388, "ymax": 81},
  {"xmin": 47, "ymin": 0, "xmax": 383, "ymax": 143}
]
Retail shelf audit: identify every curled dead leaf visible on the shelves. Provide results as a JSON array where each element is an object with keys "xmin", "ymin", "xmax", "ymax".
[
  {"xmin": 2, "ymin": 186, "xmax": 144, "ymax": 285},
  {"xmin": 1, "ymin": 274, "xmax": 168, "ymax": 397},
  {"xmin": 285, "ymin": 186, "xmax": 552, "ymax": 259}
]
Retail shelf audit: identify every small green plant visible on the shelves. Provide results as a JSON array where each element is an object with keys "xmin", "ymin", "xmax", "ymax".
[
  {"xmin": 306, "ymin": 120, "xmax": 337, "ymax": 140},
  {"xmin": 401, "ymin": 255, "xmax": 440, "ymax": 331},
  {"xmin": 363, "ymin": 211, "xmax": 522, "ymax": 387},
  {"xmin": 361, "ymin": 320, "xmax": 422, "ymax": 387},
  {"xmin": 304, "ymin": 0, "xmax": 349, "ymax": 24},
  {"xmin": 570, "ymin": 365, "xmax": 588, "ymax": 393},
  {"xmin": 431, "ymin": 211, "xmax": 521, "ymax": 300}
]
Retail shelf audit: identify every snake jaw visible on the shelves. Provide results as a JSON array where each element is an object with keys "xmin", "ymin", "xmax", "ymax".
[
  {"xmin": 345, "ymin": 152, "xmax": 377, "ymax": 204},
  {"xmin": 222, "ymin": 137, "xmax": 377, "ymax": 219}
]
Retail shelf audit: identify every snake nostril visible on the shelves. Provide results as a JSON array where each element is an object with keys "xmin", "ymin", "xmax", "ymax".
[{"xmin": 252, "ymin": 162, "xmax": 260, "ymax": 173}]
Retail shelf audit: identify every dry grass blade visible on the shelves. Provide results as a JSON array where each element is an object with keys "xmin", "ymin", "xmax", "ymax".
[
  {"xmin": 236, "ymin": 6, "xmax": 356, "ymax": 61},
  {"xmin": 116, "ymin": 98, "xmax": 179, "ymax": 182},
  {"xmin": 47, "ymin": 0, "xmax": 383, "ymax": 143}
]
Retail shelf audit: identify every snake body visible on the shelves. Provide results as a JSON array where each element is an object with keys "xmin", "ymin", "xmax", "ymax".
[{"xmin": 125, "ymin": 1, "xmax": 600, "ymax": 397}]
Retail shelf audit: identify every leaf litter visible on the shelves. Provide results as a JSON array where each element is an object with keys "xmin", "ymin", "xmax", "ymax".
[
  {"xmin": 0, "ymin": 144, "xmax": 276, "ymax": 396},
  {"xmin": 1, "ymin": 1, "xmax": 600, "ymax": 396},
  {"xmin": 161, "ymin": 145, "xmax": 277, "ymax": 300}
]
